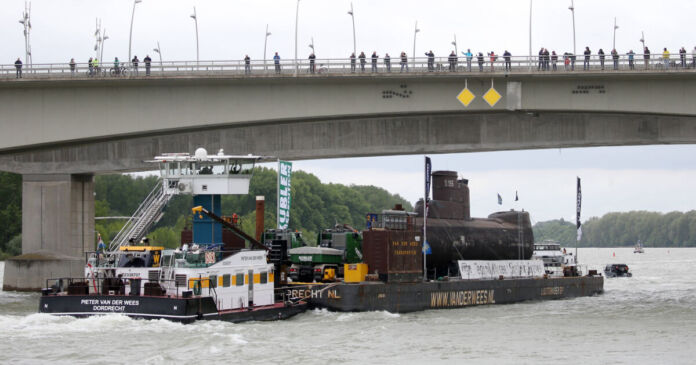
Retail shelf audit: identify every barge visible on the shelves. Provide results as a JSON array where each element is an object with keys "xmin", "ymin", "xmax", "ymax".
[{"xmin": 282, "ymin": 169, "xmax": 603, "ymax": 312}]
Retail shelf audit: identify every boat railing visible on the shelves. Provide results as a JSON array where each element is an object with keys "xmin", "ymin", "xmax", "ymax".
[{"xmin": 42, "ymin": 276, "xmax": 218, "ymax": 299}]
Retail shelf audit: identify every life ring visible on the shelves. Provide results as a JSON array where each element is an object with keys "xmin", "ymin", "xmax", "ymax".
[{"xmin": 193, "ymin": 280, "xmax": 202, "ymax": 296}]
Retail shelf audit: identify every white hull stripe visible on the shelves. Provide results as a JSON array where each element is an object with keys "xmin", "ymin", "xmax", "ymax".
[{"xmin": 45, "ymin": 312, "xmax": 215, "ymax": 319}]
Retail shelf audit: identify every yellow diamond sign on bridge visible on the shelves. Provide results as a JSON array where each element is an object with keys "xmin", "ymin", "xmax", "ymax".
[
  {"xmin": 456, "ymin": 87, "xmax": 475, "ymax": 107},
  {"xmin": 483, "ymin": 87, "xmax": 502, "ymax": 107}
]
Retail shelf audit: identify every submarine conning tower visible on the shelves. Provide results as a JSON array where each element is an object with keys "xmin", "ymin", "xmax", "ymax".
[
  {"xmin": 413, "ymin": 170, "xmax": 535, "ymax": 275},
  {"xmin": 416, "ymin": 170, "xmax": 471, "ymax": 220}
]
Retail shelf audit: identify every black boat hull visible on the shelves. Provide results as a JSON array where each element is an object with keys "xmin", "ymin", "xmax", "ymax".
[
  {"xmin": 285, "ymin": 275, "xmax": 604, "ymax": 313},
  {"xmin": 39, "ymin": 294, "xmax": 307, "ymax": 324}
]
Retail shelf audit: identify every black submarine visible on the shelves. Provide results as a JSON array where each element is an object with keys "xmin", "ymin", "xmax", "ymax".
[{"xmin": 414, "ymin": 170, "xmax": 534, "ymax": 277}]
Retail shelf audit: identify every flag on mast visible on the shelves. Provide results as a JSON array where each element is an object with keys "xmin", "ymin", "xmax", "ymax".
[
  {"xmin": 497, "ymin": 193, "xmax": 503, "ymax": 205},
  {"xmin": 515, "ymin": 190, "xmax": 519, "ymax": 201},
  {"xmin": 576, "ymin": 177, "xmax": 582, "ymax": 241}
]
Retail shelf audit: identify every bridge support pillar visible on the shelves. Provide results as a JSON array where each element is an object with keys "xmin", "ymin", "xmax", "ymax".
[{"xmin": 3, "ymin": 174, "xmax": 94, "ymax": 291}]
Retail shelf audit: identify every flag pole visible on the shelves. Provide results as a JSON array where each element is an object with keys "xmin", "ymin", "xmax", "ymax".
[
  {"xmin": 576, "ymin": 176, "xmax": 582, "ymax": 260},
  {"xmin": 423, "ymin": 156, "xmax": 431, "ymax": 281},
  {"xmin": 277, "ymin": 158, "xmax": 280, "ymax": 229}
]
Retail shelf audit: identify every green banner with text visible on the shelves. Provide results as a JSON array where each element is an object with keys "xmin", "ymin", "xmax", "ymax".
[{"xmin": 277, "ymin": 160, "xmax": 292, "ymax": 229}]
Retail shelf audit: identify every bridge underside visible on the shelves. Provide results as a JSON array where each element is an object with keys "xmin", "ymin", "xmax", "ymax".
[{"xmin": 1, "ymin": 110, "xmax": 695, "ymax": 175}]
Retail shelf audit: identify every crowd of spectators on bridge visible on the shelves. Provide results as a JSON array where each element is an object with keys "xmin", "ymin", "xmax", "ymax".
[{"xmin": 8, "ymin": 45, "xmax": 696, "ymax": 78}]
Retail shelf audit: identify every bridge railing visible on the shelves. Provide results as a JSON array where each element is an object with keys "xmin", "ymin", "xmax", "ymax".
[{"xmin": 2, "ymin": 53, "xmax": 695, "ymax": 79}]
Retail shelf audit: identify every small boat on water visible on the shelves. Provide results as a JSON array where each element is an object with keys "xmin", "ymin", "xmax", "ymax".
[
  {"xmin": 531, "ymin": 240, "xmax": 579, "ymax": 277},
  {"xmin": 633, "ymin": 241, "xmax": 645, "ymax": 254},
  {"xmin": 604, "ymin": 264, "xmax": 632, "ymax": 278}
]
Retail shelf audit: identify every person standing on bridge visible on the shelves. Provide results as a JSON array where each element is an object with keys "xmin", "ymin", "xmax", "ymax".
[
  {"xmin": 88, "ymin": 57, "xmax": 94, "ymax": 76},
  {"xmin": 400, "ymin": 52, "xmax": 408, "ymax": 72},
  {"xmin": 679, "ymin": 47, "xmax": 686, "ymax": 68},
  {"xmin": 425, "ymin": 50, "xmax": 435, "ymax": 72},
  {"xmin": 662, "ymin": 48, "xmax": 670, "ymax": 69},
  {"xmin": 371, "ymin": 51, "xmax": 378, "ymax": 73},
  {"xmin": 627, "ymin": 50, "xmax": 635, "ymax": 70},
  {"xmin": 583, "ymin": 47, "xmax": 591, "ymax": 70},
  {"xmin": 489, "ymin": 51, "xmax": 497, "ymax": 71},
  {"xmin": 244, "ymin": 55, "xmax": 251, "ymax": 74},
  {"xmin": 551, "ymin": 51, "xmax": 558, "ymax": 71},
  {"xmin": 273, "ymin": 52, "xmax": 281, "ymax": 74},
  {"xmin": 113, "ymin": 57, "xmax": 120, "ymax": 76},
  {"xmin": 643, "ymin": 46, "xmax": 651, "ymax": 69},
  {"xmin": 92, "ymin": 58, "xmax": 100, "ymax": 76},
  {"xmin": 144, "ymin": 55, "xmax": 152, "ymax": 76},
  {"xmin": 308, "ymin": 52, "xmax": 316, "ymax": 74},
  {"xmin": 598, "ymin": 48, "xmax": 605, "ymax": 70},
  {"xmin": 132, "ymin": 55, "xmax": 139, "ymax": 76},
  {"xmin": 537, "ymin": 47, "xmax": 544, "ymax": 70},
  {"xmin": 14, "ymin": 58, "xmax": 22, "ymax": 78},
  {"xmin": 477, "ymin": 52, "xmax": 484, "ymax": 72},
  {"xmin": 448, "ymin": 51, "xmax": 458, "ymax": 72},
  {"xmin": 692, "ymin": 46, "xmax": 696, "ymax": 68},
  {"xmin": 503, "ymin": 50, "xmax": 511, "ymax": 72},
  {"xmin": 359, "ymin": 52, "xmax": 366, "ymax": 72},
  {"xmin": 611, "ymin": 49, "xmax": 619, "ymax": 70},
  {"xmin": 69, "ymin": 58, "xmax": 76, "ymax": 76},
  {"xmin": 384, "ymin": 53, "xmax": 391, "ymax": 72},
  {"xmin": 350, "ymin": 53, "xmax": 356, "ymax": 73},
  {"xmin": 464, "ymin": 49, "xmax": 473, "ymax": 72}
]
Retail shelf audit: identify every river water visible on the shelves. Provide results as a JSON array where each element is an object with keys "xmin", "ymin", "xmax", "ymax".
[{"xmin": 1, "ymin": 248, "xmax": 695, "ymax": 364}]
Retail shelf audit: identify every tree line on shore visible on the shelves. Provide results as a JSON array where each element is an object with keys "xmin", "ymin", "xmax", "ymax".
[
  {"xmin": 533, "ymin": 210, "xmax": 696, "ymax": 247},
  {"xmin": 1, "ymin": 169, "xmax": 695, "ymax": 259}
]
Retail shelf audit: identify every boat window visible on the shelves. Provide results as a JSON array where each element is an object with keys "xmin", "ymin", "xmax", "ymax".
[
  {"xmin": 222, "ymin": 274, "xmax": 230, "ymax": 287},
  {"xmin": 260, "ymin": 272, "xmax": 267, "ymax": 284},
  {"xmin": 209, "ymin": 275, "xmax": 217, "ymax": 288},
  {"xmin": 236, "ymin": 273, "xmax": 244, "ymax": 286},
  {"xmin": 211, "ymin": 164, "xmax": 226, "ymax": 175},
  {"xmin": 239, "ymin": 161, "xmax": 255, "ymax": 175}
]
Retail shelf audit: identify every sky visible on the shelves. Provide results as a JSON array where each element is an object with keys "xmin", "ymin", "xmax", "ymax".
[{"xmin": 3, "ymin": 0, "xmax": 696, "ymax": 223}]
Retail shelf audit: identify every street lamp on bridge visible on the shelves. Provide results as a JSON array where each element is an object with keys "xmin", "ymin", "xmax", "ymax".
[
  {"xmin": 190, "ymin": 7, "xmax": 199, "ymax": 69},
  {"xmin": 153, "ymin": 41, "xmax": 163, "ymax": 72},
  {"xmin": 640, "ymin": 31, "xmax": 646, "ymax": 51},
  {"xmin": 263, "ymin": 24, "xmax": 271, "ymax": 70},
  {"xmin": 101, "ymin": 31, "xmax": 109, "ymax": 64},
  {"xmin": 412, "ymin": 21, "xmax": 420, "ymax": 70},
  {"xmin": 294, "ymin": 0, "xmax": 301, "ymax": 76},
  {"xmin": 569, "ymin": 0, "xmax": 576, "ymax": 55},
  {"xmin": 18, "ymin": 1, "xmax": 33, "ymax": 66},
  {"xmin": 128, "ymin": 0, "xmax": 142, "ymax": 64},
  {"xmin": 348, "ymin": 3, "xmax": 356, "ymax": 57},
  {"xmin": 613, "ymin": 17, "xmax": 619, "ymax": 50}
]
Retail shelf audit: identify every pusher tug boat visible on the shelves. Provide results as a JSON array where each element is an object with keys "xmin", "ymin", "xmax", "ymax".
[{"xmin": 39, "ymin": 149, "xmax": 306, "ymax": 323}]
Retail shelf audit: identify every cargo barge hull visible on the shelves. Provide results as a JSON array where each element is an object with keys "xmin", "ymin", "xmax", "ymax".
[{"xmin": 285, "ymin": 276, "xmax": 603, "ymax": 313}]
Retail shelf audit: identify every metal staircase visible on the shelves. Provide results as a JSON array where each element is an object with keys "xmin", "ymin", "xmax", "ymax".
[{"xmin": 108, "ymin": 180, "xmax": 173, "ymax": 251}]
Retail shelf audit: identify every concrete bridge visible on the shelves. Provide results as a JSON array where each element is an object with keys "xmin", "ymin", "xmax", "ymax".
[{"xmin": 2, "ymin": 60, "xmax": 696, "ymax": 290}]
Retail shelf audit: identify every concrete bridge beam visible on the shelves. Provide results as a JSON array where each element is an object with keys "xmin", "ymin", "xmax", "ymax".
[{"xmin": 3, "ymin": 174, "xmax": 93, "ymax": 291}]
